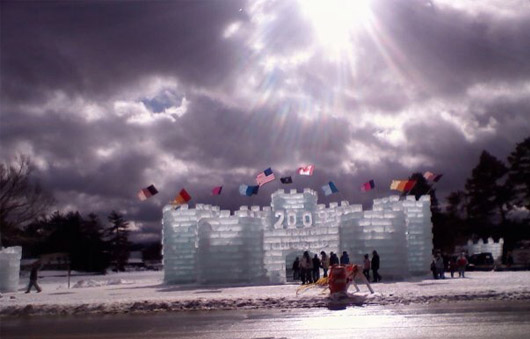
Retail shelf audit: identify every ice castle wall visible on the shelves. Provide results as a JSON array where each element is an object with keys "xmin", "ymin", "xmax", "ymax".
[
  {"xmin": 0, "ymin": 246, "xmax": 22, "ymax": 292},
  {"xmin": 465, "ymin": 238, "xmax": 504, "ymax": 260},
  {"xmin": 162, "ymin": 189, "xmax": 434, "ymax": 284},
  {"xmin": 196, "ymin": 206, "xmax": 269, "ymax": 284},
  {"xmin": 265, "ymin": 189, "xmax": 340, "ymax": 283}
]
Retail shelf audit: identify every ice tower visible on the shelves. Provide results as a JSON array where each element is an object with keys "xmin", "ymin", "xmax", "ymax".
[{"xmin": 162, "ymin": 189, "xmax": 433, "ymax": 284}]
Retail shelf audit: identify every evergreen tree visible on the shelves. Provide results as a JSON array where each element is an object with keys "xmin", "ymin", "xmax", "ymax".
[
  {"xmin": 107, "ymin": 211, "xmax": 131, "ymax": 272},
  {"xmin": 465, "ymin": 151, "xmax": 508, "ymax": 225},
  {"xmin": 446, "ymin": 190, "xmax": 467, "ymax": 219},
  {"xmin": 507, "ymin": 137, "xmax": 530, "ymax": 212},
  {"xmin": 24, "ymin": 211, "xmax": 111, "ymax": 271},
  {"xmin": 80, "ymin": 213, "xmax": 110, "ymax": 272}
]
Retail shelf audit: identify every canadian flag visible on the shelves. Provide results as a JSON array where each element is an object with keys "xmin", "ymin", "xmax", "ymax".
[{"xmin": 298, "ymin": 165, "xmax": 314, "ymax": 176}]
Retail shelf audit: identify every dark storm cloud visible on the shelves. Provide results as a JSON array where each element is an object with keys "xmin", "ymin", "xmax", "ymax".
[
  {"xmin": 369, "ymin": 0, "xmax": 530, "ymax": 96},
  {"xmin": 1, "ymin": 0, "xmax": 246, "ymax": 103},
  {"xmin": 1, "ymin": 0, "xmax": 530, "ymax": 242}
]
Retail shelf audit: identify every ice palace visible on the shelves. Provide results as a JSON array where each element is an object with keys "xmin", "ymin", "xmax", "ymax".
[{"xmin": 162, "ymin": 188, "xmax": 433, "ymax": 285}]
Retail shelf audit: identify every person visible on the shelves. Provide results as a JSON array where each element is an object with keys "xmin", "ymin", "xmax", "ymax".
[
  {"xmin": 449, "ymin": 256, "xmax": 457, "ymax": 278},
  {"xmin": 300, "ymin": 251, "xmax": 313, "ymax": 284},
  {"xmin": 329, "ymin": 251, "xmax": 339, "ymax": 266},
  {"xmin": 25, "ymin": 261, "xmax": 42, "ymax": 293},
  {"xmin": 506, "ymin": 251, "xmax": 514, "ymax": 268},
  {"xmin": 292, "ymin": 257, "xmax": 300, "ymax": 281},
  {"xmin": 320, "ymin": 251, "xmax": 330, "ymax": 277},
  {"xmin": 457, "ymin": 252, "xmax": 468, "ymax": 278},
  {"xmin": 430, "ymin": 257, "xmax": 437, "ymax": 279},
  {"xmin": 312, "ymin": 254, "xmax": 321, "ymax": 282},
  {"xmin": 434, "ymin": 251, "xmax": 445, "ymax": 279},
  {"xmin": 362, "ymin": 254, "xmax": 371, "ymax": 280},
  {"xmin": 371, "ymin": 250, "xmax": 381, "ymax": 282},
  {"xmin": 340, "ymin": 251, "xmax": 350, "ymax": 265}
]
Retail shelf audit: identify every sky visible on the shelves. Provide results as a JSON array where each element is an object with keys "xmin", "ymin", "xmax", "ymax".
[{"xmin": 1, "ymin": 0, "xmax": 529, "ymax": 242}]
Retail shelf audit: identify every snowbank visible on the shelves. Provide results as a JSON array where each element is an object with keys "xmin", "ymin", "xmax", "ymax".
[{"xmin": 1, "ymin": 270, "xmax": 529, "ymax": 317}]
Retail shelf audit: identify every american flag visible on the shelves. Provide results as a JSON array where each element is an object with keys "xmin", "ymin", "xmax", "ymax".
[
  {"xmin": 256, "ymin": 167, "xmax": 275, "ymax": 186},
  {"xmin": 137, "ymin": 184, "xmax": 158, "ymax": 201}
]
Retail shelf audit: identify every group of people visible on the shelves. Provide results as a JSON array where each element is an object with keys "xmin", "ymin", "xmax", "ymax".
[
  {"xmin": 431, "ymin": 251, "xmax": 468, "ymax": 279},
  {"xmin": 362, "ymin": 250, "xmax": 382, "ymax": 283},
  {"xmin": 292, "ymin": 250, "xmax": 382, "ymax": 284}
]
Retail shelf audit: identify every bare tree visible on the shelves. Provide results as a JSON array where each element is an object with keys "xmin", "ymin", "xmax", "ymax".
[{"xmin": 0, "ymin": 155, "xmax": 55, "ymax": 247}]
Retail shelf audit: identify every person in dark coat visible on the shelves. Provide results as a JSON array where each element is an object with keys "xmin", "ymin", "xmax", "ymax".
[
  {"xmin": 312, "ymin": 254, "xmax": 321, "ymax": 282},
  {"xmin": 25, "ymin": 261, "xmax": 42, "ymax": 293},
  {"xmin": 300, "ymin": 251, "xmax": 313, "ymax": 284},
  {"xmin": 340, "ymin": 251, "xmax": 350, "ymax": 265},
  {"xmin": 329, "ymin": 252, "xmax": 339, "ymax": 266},
  {"xmin": 292, "ymin": 257, "xmax": 300, "ymax": 281},
  {"xmin": 371, "ymin": 250, "xmax": 381, "ymax": 282},
  {"xmin": 320, "ymin": 251, "xmax": 330, "ymax": 277}
]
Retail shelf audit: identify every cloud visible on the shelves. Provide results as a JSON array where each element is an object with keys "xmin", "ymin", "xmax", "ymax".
[{"xmin": 1, "ymin": 0, "xmax": 529, "ymax": 242}]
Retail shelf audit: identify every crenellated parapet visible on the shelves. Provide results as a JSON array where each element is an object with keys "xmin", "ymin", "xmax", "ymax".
[{"xmin": 162, "ymin": 189, "xmax": 433, "ymax": 284}]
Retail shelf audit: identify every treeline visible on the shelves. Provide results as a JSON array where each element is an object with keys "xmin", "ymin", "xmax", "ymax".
[
  {"xmin": 0, "ymin": 156, "xmax": 158, "ymax": 272},
  {"xmin": 23, "ymin": 210, "xmax": 133, "ymax": 272},
  {"xmin": 432, "ymin": 137, "xmax": 530, "ymax": 257}
]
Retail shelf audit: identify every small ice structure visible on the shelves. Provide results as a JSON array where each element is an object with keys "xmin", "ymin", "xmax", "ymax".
[
  {"xmin": 0, "ymin": 246, "xmax": 22, "ymax": 292},
  {"xmin": 463, "ymin": 238, "xmax": 504, "ymax": 261},
  {"xmin": 162, "ymin": 189, "xmax": 433, "ymax": 284}
]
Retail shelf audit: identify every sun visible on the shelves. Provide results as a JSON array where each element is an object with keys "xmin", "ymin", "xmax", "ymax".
[{"xmin": 298, "ymin": 0, "xmax": 372, "ymax": 57}]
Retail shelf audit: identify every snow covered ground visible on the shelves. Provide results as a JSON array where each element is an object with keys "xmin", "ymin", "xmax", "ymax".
[{"xmin": 1, "ymin": 270, "xmax": 529, "ymax": 317}]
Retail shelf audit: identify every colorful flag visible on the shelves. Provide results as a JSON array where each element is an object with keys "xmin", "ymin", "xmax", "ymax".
[
  {"xmin": 137, "ymin": 184, "xmax": 158, "ymax": 201},
  {"xmin": 404, "ymin": 180, "xmax": 417, "ymax": 191},
  {"xmin": 247, "ymin": 185, "xmax": 259, "ymax": 196},
  {"xmin": 424, "ymin": 171, "xmax": 443, "ymax": 182},
  {"xmin": 390, "ymin": 180, "xmax": 417, "ymax": 192},
  {"xmin": 256, "ymin": 167, "xmax": 276, "ymax": 186},
  {"xmin": 212, "ymin": 186, "xmax": 222, "ymax": 195},
  {"xmin": 239, "ymin": 184, "xmax": 259, "ymax": 196},
  {"xmin": 239, "ymin": 184, "xmax": 248, "ymax": 196},
  {"xmin": 360, "ymin": 179, "xmax": 375, "ymax": 192},
  {"xmin": 322, "ymin": 181, "xmax": 339, "ymax": 196},
  {"xmin": 298, "ymin": 165, "xmax": 314, "ymax": 176},
  {"xmin": 280, "ymin": 176, "xmax": 293, "ymax": 184},
  {"xmin": 423, "ymin": 171, "xmax": 435, "ymax": 181},
  {"xmin": 172, "ymin": 188, "xmax": 191, "ymax": 205}
]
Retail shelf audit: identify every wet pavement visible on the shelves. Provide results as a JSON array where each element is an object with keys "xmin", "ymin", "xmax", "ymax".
[{"xmin": 2, "ymin": 300, "xmax": 530, "ymax": 338}]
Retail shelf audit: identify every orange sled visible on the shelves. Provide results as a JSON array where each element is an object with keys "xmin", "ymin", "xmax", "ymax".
[{"xmin": 328, "ymin": 264, "xmax": 373, "ymax": 294}]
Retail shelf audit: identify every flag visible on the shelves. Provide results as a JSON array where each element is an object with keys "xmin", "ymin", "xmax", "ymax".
[
  {"xmin": 424, "ymin": 171, "xmax": 443, "ymax": 182},
  {"xmin": 390, "ymin": 180, "xmax": 416, "ymax": 192},
  {"xmin": 298, "ymin": 165, "xmax": 314, "ymax": 176},
  {"xmin": 239, "ymin": 184, "xmax": 248, "ymax": 196},
  {"xmin": 256, "ymin": 167, "xmax": 276, "ymax": 186},
  {"xmin": 322, "ymin": 181, "xmax": 339, "ymax": 196},
  {"xmin": 390, "ymin": 180, "xmax": 400, "ymax": 190},
  {"xmin": 423, "ymin": 171, "xmax": 435, "ymax": 181},
  {"xmin": 172, "ymin": 188, "xmax": 191, "ymax": 205},
  {"xmin": 280, "ymin": 176, "xmax": 293, "ymax": 184},
  {"xmin": 212, "ymin": 186, "xmax": 222, "ymax": 195},
  {"xmin": 404, "ymin": 180, "xmax": 417, "ymax": 191},
  {"xmin": 239, "ymin": 184, "xmax": 259, "ymax": 196},
  {"xmin": 247, "ymin": 185, "xmax": 259, "ymax": 196},
  {"xmin": 360, "ymin": 179, "xmax": 375, "ymax": 192},
  {"xmin": 137, "ymin": 184, "xmax": 158, "ymax": 201}
]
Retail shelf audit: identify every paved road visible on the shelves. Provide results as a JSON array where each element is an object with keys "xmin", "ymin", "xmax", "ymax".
[{"xmin": 2, "ymin": 301, "xmax": 530, "ymax": 338}]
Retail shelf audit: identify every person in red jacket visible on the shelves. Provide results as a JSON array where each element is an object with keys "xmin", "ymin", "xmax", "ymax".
[{"xmin": 457, "ymin": 252, "xmax": 468, "ymax": 278}]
